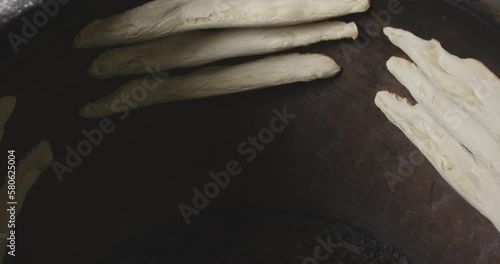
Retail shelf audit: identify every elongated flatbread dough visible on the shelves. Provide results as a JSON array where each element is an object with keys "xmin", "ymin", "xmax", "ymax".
[
  {"xmin": 74, "ymin": 0, "xmax": 370, "ymax": 48},
  {"xmin": 375, "ymin": 91, "xmax": 500, "ymax": 232},
  {"xmin": 0, "ymin": 97, "xmax": 16, "ymax": 142},
  {"xmin": 0, "ymin": 140, "xmax": 53, "ymax": 262},
  {"xmin": 79, "ymin": 53, "xmax": 341, "ymax": 118},
  {"xmin": 386, "ymin": 57, "xmax": 500, "ymax": 179},
  {"xmin": 383, "ymin": 27, "xmax": 500, "ymax": 145},
  {"xmin": 89, "ymin": 21, "xmax": 358, "ymax": 78}
]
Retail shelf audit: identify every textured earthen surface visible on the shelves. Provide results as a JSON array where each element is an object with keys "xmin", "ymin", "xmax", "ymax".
[
  {"xmin": 0, "ymin": 0, "xmax": 499, "ymax": 263},
  {"xmin": 0, "ymin": 0, "xmax": 42, "ymax": 23},
  {"xmin": 102, "ymin": 210, "xmax": 413, "ymax": 263}
]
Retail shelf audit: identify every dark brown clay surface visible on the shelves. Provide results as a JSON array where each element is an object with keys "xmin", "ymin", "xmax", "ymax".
[{"xmin": 0, "ymin": 0, "xmax": 499, "ymax": 263}]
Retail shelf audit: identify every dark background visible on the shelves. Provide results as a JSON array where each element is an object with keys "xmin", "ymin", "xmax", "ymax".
[{"xmin": 0, "ymin": 0, "xmax": 499, "ymax": 263}]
